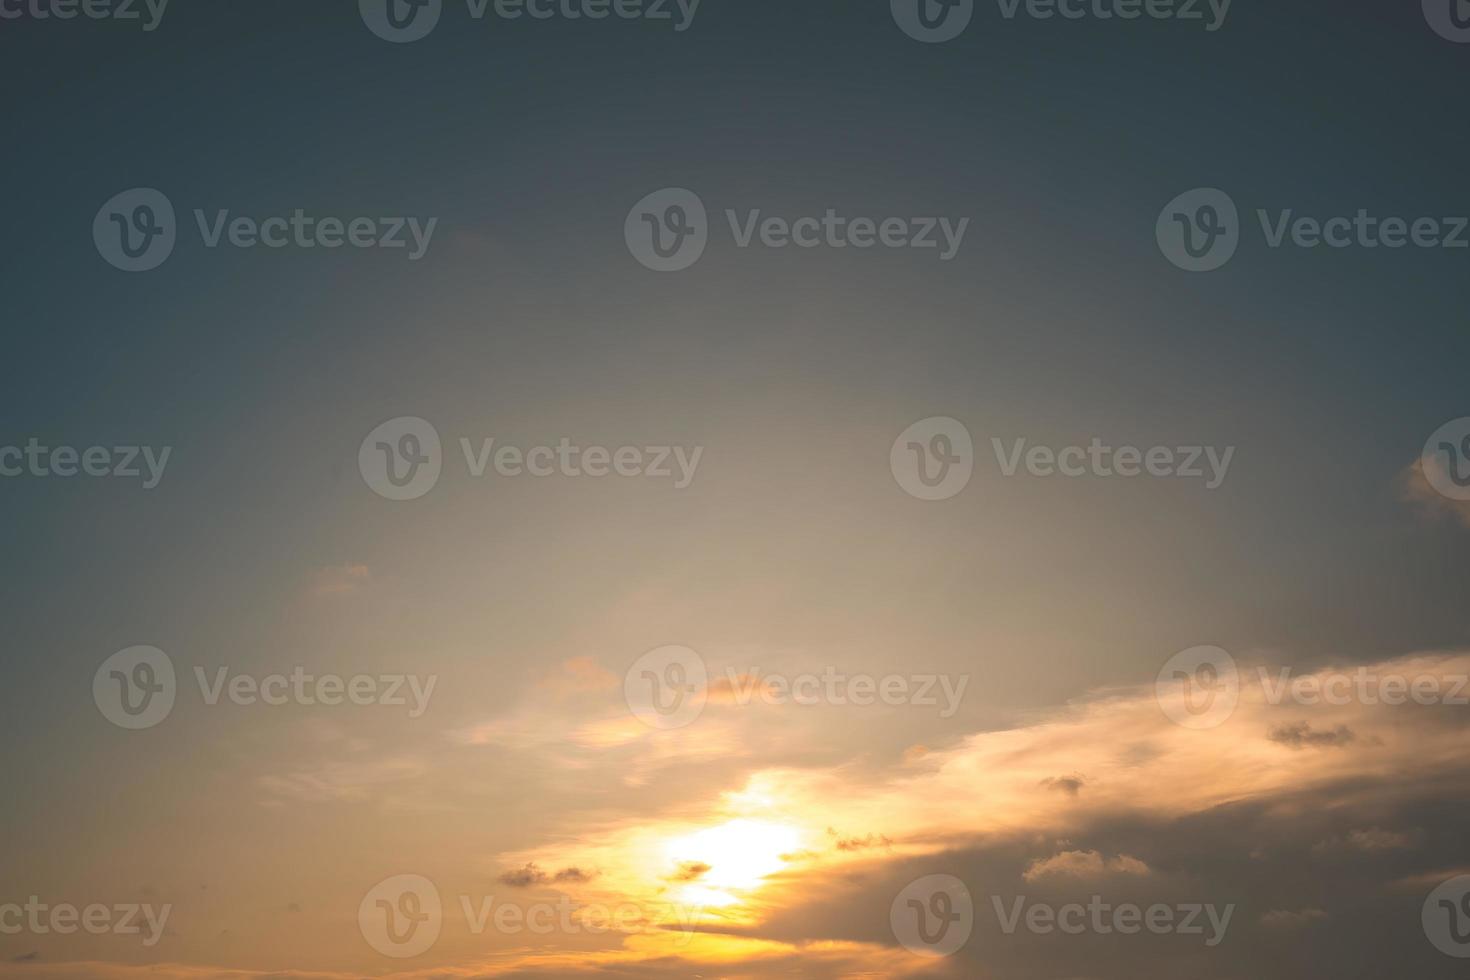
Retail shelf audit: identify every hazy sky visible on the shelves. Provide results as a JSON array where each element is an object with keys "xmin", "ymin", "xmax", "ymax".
[{"xmin": 3, "ymin": 1, "xmax": 1470, "ymax": 977}]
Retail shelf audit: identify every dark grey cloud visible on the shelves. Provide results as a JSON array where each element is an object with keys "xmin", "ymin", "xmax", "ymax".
[
  {"xmin": 498, "ymin": 863, "xmax": 599, "ymax": 888},
  {"xmin": 1268, "ymin": 723, "xmax": 1357, "ymax": 749},
  {"xmin": 1041, "ymin": 775, "xmax": 1088, "ymax": 797}
]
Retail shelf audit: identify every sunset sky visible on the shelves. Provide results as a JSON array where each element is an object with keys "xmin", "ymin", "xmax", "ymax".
[{"xmin": 3, "ymin": 1, "xmax": 1470, "ymax": 978}]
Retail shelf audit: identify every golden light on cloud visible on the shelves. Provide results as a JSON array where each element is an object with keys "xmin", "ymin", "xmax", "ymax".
[
  {"xmin": 70, "ymin": 648, "xmax": 1467, "ymax": 979},
  {"xmin": 500, "ymin": 650, "xmax": 1470, "ymax": 948}
]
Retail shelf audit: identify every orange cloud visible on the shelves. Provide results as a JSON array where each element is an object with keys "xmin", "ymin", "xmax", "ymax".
[{"xmin": 1022, "ymin": 850, "xmax": 1152, "ymax": 881}]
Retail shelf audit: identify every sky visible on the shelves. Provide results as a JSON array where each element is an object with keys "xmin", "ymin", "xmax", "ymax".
[{"xmin": 2, "ymin": 0, "xmax": 1470, "ymax": 977}]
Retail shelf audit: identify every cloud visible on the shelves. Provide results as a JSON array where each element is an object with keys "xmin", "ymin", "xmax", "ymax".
[
  {"xmin": 669, "ymin": 861, "xmax": 712, "ymax": 882},
  {"xmin": 1346, "ymin": 828, "xmax": 1412, "ymax": 851},
  {"xmin": 1399, "ymin": 458, "xmax": 1470, "ymax": 528},
  {"xmin": 498, "ymin": 863, "xmax": 547, "ymax": 887},
  {"xmin": 717, "ymin": 652, "xmax": 1470, "ymax": 853},
  {"xmin": 305, "ymin": 562, "xmax": 371, "ymax": 598},
  {"xmin": 0, "ymin": 939, "xmax": 936, "ymax": 980},
  {"xmin": 256, "ymin": 754, "xmax": 426, "ymax": 805},
  {"xmin": 1040, "ymin": 775, "xmax": 1087, "ymax": 797},
  {"xmin": 498, "ymin": 863, "xmax": 600, "ymax": 887},
  {"xmin": 1266, "ymin": 722, "xmax": 1356, "ymax": 749},
  {"xmin": 827, "ymin": 828, "xmax": 893, "ymax": 852},
  {"xmin": 1313, "ymin": 828, "xmax": 1413, "ymax": 855},
  {"xmin": 1022, "ymin": 849, "xmax": 1152, "ymax": 881},
  {"xmin": 552, "ymin": 866, "xmax": 597, "ymax": 883},
  {"xmin": 538, "ymin": 656, "xmax": 620, "ymax": 698},
  {"xmin": 1390, "ymin": 867, "xmax": 1470, "ymax": 891},
  {"xmin": 0, "ymin": 967, "xmax": 356, "ymax": 980},
  {"xmin": 495, "ymin": 649, "xmax": 1470, "ymax": 978},
  {"xmin": 35, "ymin": 650, "xmax": 1470, "ymax": 980}
]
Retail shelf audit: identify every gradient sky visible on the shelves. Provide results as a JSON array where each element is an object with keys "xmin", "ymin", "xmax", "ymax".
[{"xmin": 3, "ymin": 1, "xmax": 1470, "ymax": 977}]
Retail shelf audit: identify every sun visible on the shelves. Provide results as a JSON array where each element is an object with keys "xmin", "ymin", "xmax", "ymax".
[{"xmin": 663, "ymin": 819, "xmax": 802, "ymax": 907}]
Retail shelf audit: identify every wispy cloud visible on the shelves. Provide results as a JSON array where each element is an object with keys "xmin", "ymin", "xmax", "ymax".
[
  {"xmin": 1400, "ymin": 458, "xmax": 1470, "ymax": 528},
  {"xmin": 304, "ymin": 562, "xmax": 372, "ymax": 598}
]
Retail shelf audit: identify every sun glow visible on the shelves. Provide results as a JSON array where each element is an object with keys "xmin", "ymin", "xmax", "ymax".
[{"xmin": 663, "ymin": 819, "xmax": 802, "ymax": 906}]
